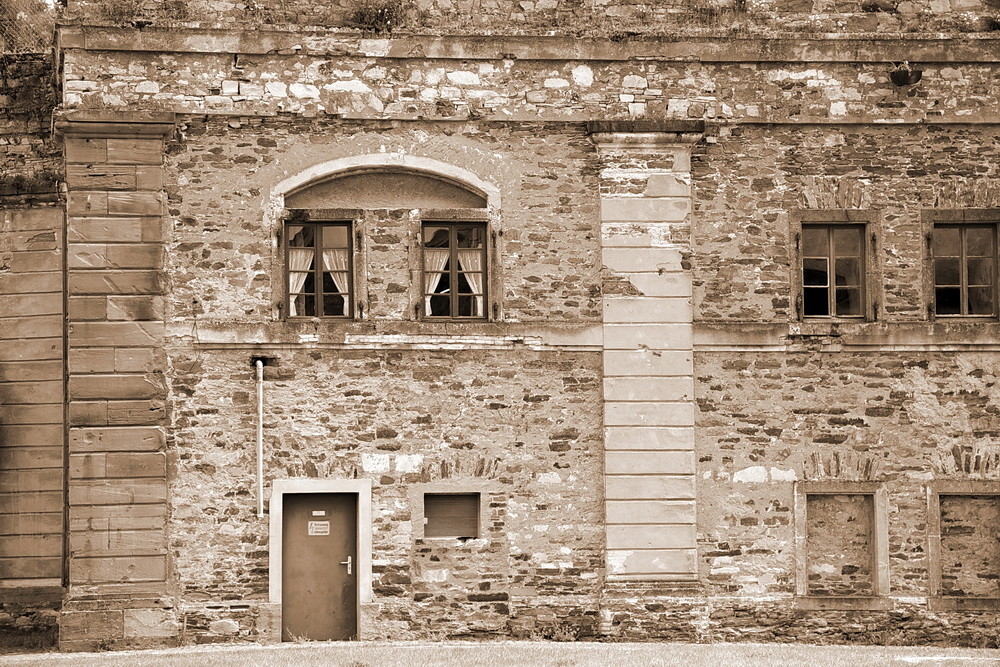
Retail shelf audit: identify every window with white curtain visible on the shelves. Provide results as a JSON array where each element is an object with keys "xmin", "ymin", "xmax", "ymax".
[
  {"xmin": 422, "ymin": 222, "xmax": 487, "ymax": 319},
  {"xmin": 285, "ymin": 221, "xmax": 352, "ymax": 318}
]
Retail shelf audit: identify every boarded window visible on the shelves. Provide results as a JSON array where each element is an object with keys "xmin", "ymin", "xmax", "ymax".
[
  {"xmin": 424, "ymin": 493, "xmax": 479, "ymax": 538},
  {"xmin": 805, "ymin": 494, "xmax": 873, "ymax": 595},
  {"xmin": 940, "ymin": 495, "xmax": 1000, "ymax": 597}
]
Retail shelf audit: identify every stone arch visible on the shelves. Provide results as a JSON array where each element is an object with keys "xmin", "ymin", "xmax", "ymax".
[{"xmin": 273, "ymin": 154, "xmax": 501, "ymax": 210}]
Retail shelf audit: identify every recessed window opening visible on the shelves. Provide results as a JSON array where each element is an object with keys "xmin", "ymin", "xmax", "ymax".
[
  {"xmin": 423, "ymin": 222, "xmax": 487, "ymax": 319},
  {"xmin": 939, "ymin": 495, "xmax": 1000, "ymax": 598},
  {"xmin": 423, "ymin": 493, "xmax": 480, "ymax": 539},
  {"xmin": 286, "ymin": 221, "xmax": 352, "ymax": 318},
  {"xmin": 802, "ymin": 224, "xmax": 865, "ymax": 318},
  {"xmin": 933, "ymin": 223, "xmax": 997, "ymax": 317}
]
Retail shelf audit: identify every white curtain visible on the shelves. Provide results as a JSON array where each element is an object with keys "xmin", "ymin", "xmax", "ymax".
[
  {"xmin": 287, "ymin": 248, "xmax": 314, "ymax": 316},
  {"xmin": 321, "ymin": 248, "xmax": 350, "ymax": 316},
  {"xmin": 424, "ymin": 248, "xmax": 451, "ymax": 315},
  {"xmin": 457, "ymin": 249, "xmax": 483, "ymax": 317}
]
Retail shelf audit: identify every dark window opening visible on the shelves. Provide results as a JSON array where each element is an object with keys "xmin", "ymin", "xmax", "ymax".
[
  {"xmin": 286, "ymin": 221, "xmax": 352, "ymax": 318},
  {"xmin": 424, "ymin": 493, "xmax": 480, "ymax": 539},
  {"xmin": 423, "ymin": 222, "xmax": 487, "ymax": 319},
  {"xmin": 933, "ymin": 224, "xmax": 997, "ymax": 317},
  {"xmin": 802, "ymin": 224, "xmax": 864, "ymax": 318}
]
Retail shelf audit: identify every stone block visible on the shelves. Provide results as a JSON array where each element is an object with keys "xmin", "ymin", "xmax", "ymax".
[
  {"xmin": 68, "ymin": 296, "xmax": 107, "ymax": 321},
  {"xmin": 0, "ymin": 293, "xmax": 61, "ymax": 317},
  {"xmin": 68, "ymin": 349, "xmax": 116, "ymax": 373},
  {"xmin": 64, "ymin": 138, "xmax": 108, "ymax": 164},
  {"xmin": 607, "ymin": 524, "xmax": 697, "ymax": 549},
  {"xmin": 0, "ymin": 337, "xmax": 61, "ymax": 362},
  {"xmin": 0, "ymin": 316, "xmax": 62, "ymax": 340},
  {"xmin": 68, "ymin": 217, "xmax": 145, "ymax": 243},
  {"xmin": 105, "ymin": 244, "xmax": 164, "ymax": 269},
  {"xmin": 0, "ymin": 445, "xmax": 62, "ymax": 468},
  {"xmin": 108, "ymin": 192, "xmax": 163, "ymax": 217},
  {"xmin": 69, "ymin": 503, "xmax": 166, "ymax": 531},
  {"xmin": 606, "ymin": 450, "xmax": 694, "ymax": 475},
  {"xmin": 70, "ymin": 528, "xmax": 167, "ymax": 556},
  {"xmin": 69, "ymin": 426, "xmax": 165, "ymax": 453},
  {"xmin": 644, "ymin": 173, "xmax": 691, "ymax": 198},
  {"xmin": 107, "ymin": 296, "xmax": 165, "ymax": 321},
  {"xmin": 135, "ymin": 166, "xmax": 163, "ymax": 191},
  {"xmin": 106, "ymin": 139, "xmax": 163, "ymax": 165},
  {"xmin": 625, "ymin": 273, "xmax": 692, "ymax": 297},
  {"xmin": 0, "ymin": 423, "xmax": 63, "ymax": 447},
  {"xmin": 603, "ymin": 298, "xmax": 692, "ymax": 324},
  {"xmin": 68, "ymin": 478, "xmax": 167, "ymax": 505},
  {"xmin": 68, "ymin": 322, "xmax": 163, "ymax": 347},
  {"xmin": 607, "ymin": 548, "xmax": 697, "ymax": 576},
  {"xmin": 0, "ymin": 379, "xmax": 63, "ymax": 404},
  {"xmin": 106, "ymin": 399, "xmax": 165, "ymax": 425},
  {"xmin": 0, "ymin": 403, "xmax": 62, "ymax": 425},
  {"xmin": 66, "ymin": 165, "xmax": 137, "ymax": 191},
  {"xmin": 604, "ymin": 349, "xmax": 693, "ymax": 376},
  {"xmin": 123, "ymin": 609, "xmax": 180, "ymax": 639},
  {"xmin": 68, "ymin": 244, "xmax": 109, "ymax": 269},
  {"xmin": 606, "ymin": 500, "xmax": 696, "ymax": 524},
  {"xmin": 0, "ymin": 271, "xmax": 61, "ymax": 293},
  {"xmin": 604, "ymin": 377, "xmax": 693, "ymax": 402},
  {"xmin": 68, "ymin": 192, "xmax": 109, "ymax": 216},
  {"xmin": 604, "ymin": 401, "xmax": 695, "ymax": 426},
  {"xmin": 70, "ymin": 452, "xmax": 107, "ymax": 479},
  {"xmin": 603, "ymin": 323, "xmax": 692, "ymax": 349},
  {"xmin": 602, "ymin": 247, "xmax": 685, "ymax": 273},
  {"xmin": 59, "ymin": 610, "xmax": 123, "ymax": 642},
  {"xmin": 106, "ymin": 452, "xmax": 166, "ymax": 478},
  {"xmin": 600, "ymin": 197, "xmax": 690, "ymax": 222},
  {"xmin": 115, "ymin": 348, "xmax": 161, "ymax": 373},
  {"xmin": 69, "ymin": 374, "xmax": 163, "ymax": 401},
  {"xmin": 69, "ymin": 554, "xmax": 167, "ymax": 584},
  {"xmin": 605, "ymin": 426, "xmax": 694, "ymax": 451}
]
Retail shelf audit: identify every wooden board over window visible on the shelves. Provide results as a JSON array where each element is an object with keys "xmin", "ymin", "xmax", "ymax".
[{"xmin": 423, "ymin": 493, "xmax": 479, "ymax": 539}]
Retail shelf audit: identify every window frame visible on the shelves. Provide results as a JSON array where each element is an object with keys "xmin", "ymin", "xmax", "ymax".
[
  {"xmin": 410, "ymin": 482, "xmax": 492, "ymax": 542},
  {"xmin": 927, "ymin": 481, "xmax": 1000, "ymax": 611},
  {"xmin": 420, "ymin": 219, "xmax": 490, "ymax": 321},
  {"xmin": 283, "ymin": 213, "xmax": 355, "ymax": 320},
  {"xmin": 793, "ymin": 481, "xmax": 890, "ymax": 610},
  {"xmin": 792, "ymin": 210, "xmax": 879, "ymax": 323},
  {"xmin": 926, "ymin": 211, "xmax": 999, "ymax": 320},
  {"xmin": 422, "ymin": 492, "xmax": 481, "ymax": 539}
]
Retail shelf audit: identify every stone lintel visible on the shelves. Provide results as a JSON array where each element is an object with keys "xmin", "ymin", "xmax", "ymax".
[{"xmin": 55, "ymin": 111, "xmax": 176, "ymax": 138}]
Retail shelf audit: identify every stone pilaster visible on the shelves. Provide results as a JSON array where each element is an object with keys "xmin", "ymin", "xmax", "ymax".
[
  {"xmin": 56, "ymin": 111, "xmax": 178, "ymax": 650},
  {"xmin": 589, "ymin": 121, "xmax": 703, "ymax": 583}
]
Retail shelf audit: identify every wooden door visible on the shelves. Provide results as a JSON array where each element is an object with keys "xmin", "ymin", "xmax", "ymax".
[{"xmin": 281, "ymin": 493, "xmax": 357, "ymax": 641}]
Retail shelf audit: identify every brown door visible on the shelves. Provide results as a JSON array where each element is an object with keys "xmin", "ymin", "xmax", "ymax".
[{"xmin": 281, "ymin": 493, "xmax": 358, "ymax": 641}]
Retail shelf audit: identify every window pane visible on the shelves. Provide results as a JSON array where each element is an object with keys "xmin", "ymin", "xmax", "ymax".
[
  {"xmin": 322, "ymin": 225, "xmax": 349, "ymax": 248},
  {"xmin": 458, "ymin": 295, "xmax": 479, "ymax": 316},
  {"xmin": 423, "ymin": 226, "xmax": 450, "ymax": 247},
  {"xmin": 803, "ymin": 258, "xmax": 829, "ymax": 287},
  {"xmin": 289, "ymin": 272, "xmax": 311, "ymax": 295},
  {"xmin": 936, "ymin": 287, "xmax": 961, "ymax": 315},
  {"xmin": 835, "ymin": 288, "xmax": 862, "ymax": 316},
  {"xmin": 834, "ymin": 258, "xmax": 860, "ymax": 287},
  {"xmin": 323, "ymin": 293, "xmax": 346, "ymax": 316},
  {"xmin": 833, "ymin": 227, "xmax": 861, "ymax": 256},
  {"xmin": 934, "ymin": 227, "xmax": 961, "ymax": 256},
  {"xmin": 967, "ymin": 257, "xmax": 994, "ymax": 287},
  {"xmin": 425, "ymin": 272, "xmax": 449, "ymax": 294},
  {"xmin": 935, "ymin": 258, "xmax": 961, "ymax": 286},
  {"xmin": 291, "ymin": 294, "xmax": 315, "ymax": 317},
  {"xmin": 456, "ymin": 273, "xmax": 476, "ymax": 294},
  {"xmin": 968, "ymin": 287, "xmax": 995, "ymax": 316},
  {"xmin": 288, "ymin": 225, "xmax": 315, "ymax": 247},
  {"xmin": 803, "ymin": 287, "xmax": 829, "ymax": 316},
  {"xmin": 325, "ymin": 272, "xmax": 350, "ymax": 295},
  {"xmin": 428, "ymin": 294, "xmax": 450, "ymax": 316},
  {"xmin": 966, "ymin": 227, "xmax": 995, "ymax": 256},
  {"xmin": 457, "ymin": 225, "xmax": 485, "ymax": 249},
  {"xmin": 802, "ymin": 227, "xmax": 828, "ymax": 257}
]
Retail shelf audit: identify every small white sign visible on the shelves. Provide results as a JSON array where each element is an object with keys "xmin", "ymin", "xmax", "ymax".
[
  {"xmin": 311, "ymin": 510, "xmax": 327, "ymax": 517},
  {"xmin": 308, "ymin": 520, "xmax": 330, "ymax": 536}
]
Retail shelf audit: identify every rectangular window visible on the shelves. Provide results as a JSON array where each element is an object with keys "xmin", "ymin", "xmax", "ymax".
[
  {"xmin": 423, "ymin": 493, "xmax": 480, "ymax": 538},
  {"xmin": 286, "ymin": 221, "xmax": 352, "ymax": 318},
  {"xmin": 933, "ymin": 223, "xmax": 997, "ymax": 317},
  {"xmin": 422, "ymin": 222, "xmax": 487, "ymax": 320},
  {"xmin": 801, "ymin": 224, "xmax": 865, "ymax": 318}
]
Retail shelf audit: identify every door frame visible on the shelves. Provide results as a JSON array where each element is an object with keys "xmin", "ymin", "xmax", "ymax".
[{"xmin": 268, "ymin": 478, "xmax": 373, "ymax": 637}]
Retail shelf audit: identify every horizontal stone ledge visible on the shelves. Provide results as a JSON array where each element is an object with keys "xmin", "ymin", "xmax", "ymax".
[
  {"xmin": 58, "ymin": 26, "xmax": 1000, "ymax": 64},
  {"xmin": 587, "ymin": 120, "xmax": 705, "ymax": 135},
  {"xmin": 605, "ymin": 426, "xmax": 694, "ymax": 451},
  {"xmin": 606, "ymin": 475, "xmax": 695, "ymax": 501}
]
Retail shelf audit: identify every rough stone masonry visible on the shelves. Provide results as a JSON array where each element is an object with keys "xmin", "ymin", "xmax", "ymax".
[{"xmin": 2, "ymin": 0, "xmax": 1000, "ymax": 652}]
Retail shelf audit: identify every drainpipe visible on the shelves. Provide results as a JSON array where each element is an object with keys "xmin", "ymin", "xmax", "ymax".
[{"xmin": 255, "ymin": 358, "xmax": 265, "ymax": 518}]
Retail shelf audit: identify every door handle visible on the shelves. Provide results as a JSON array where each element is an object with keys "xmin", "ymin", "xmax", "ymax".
[{"xmin": 340, "ymin": 555, "xmax": 352, "ymax": 575}]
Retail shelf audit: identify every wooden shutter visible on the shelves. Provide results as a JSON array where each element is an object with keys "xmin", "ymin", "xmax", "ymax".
[{"xmin": 424, "ymin": 494, "xmax": 479, "ymax": 538}]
